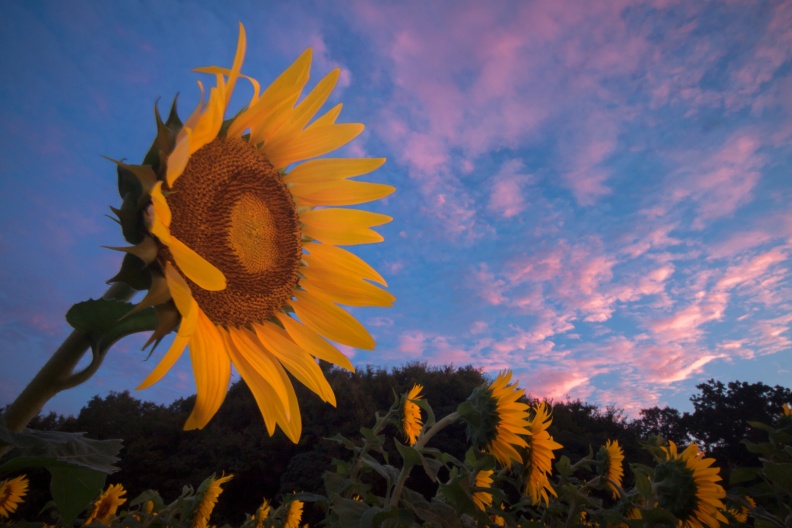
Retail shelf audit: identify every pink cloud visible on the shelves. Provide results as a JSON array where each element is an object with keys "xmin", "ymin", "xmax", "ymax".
[{"xmin": 488, "ymin": 159, "xmax": 533, "ymax": 218}]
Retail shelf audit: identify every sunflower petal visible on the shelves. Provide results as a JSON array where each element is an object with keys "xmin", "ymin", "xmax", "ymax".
[
  {"xmin": 284, "ymin": 158, "xmax": 386, "ymax": 185},
  {"xmin": 184, "ymin": 311, "xmax": 231, "ymax": 430},
  {"xmin": 292, "ymin": 180, "xmax": 395, "ymax": 206},
  {"xmin": 166, "ymin": 235, "xmax": 227, "ymax": 292},
  {"xmin": 275, "ymin": 313, "xmax": 355, "ymax": 372},
  {"xmin": 310, "ymin": 103, "xmax": 343, "ymax": 127},
  {"xmin": 221, "ymin": 328, "xmax": 288, "ymax": 436},
  {"xmin": 226, "ymin": 327, "xmax": 292, "ymax": 417},
  {"xmin": 253, "ymin": 322, "xmax": 336, "ymax": 406},
  {"xmin": 166, "ymin": 127, "xmax": 192, "ymax": 186},
  {"xmin": 300, "ymin": 265, "xmax": 395, "ymax": 307},
  {"xmin": 290, "ymin": 290, "xmax": 375, "ymax": 350},
  {"xmin": 301, "ymin": 208, "xmax": 391, "ymax": 246},
  {"xmin": 303, "ymin": 242, "xmax": 387, "ymax": 286},
  {"xmin": 264, "ymin": 123, "xmax": 364, "ymax": 169}
]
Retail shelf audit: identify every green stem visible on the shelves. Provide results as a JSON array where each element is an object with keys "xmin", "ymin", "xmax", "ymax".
[
  {"xmin": 388, "ymin": 411, "xmax": 460, "ymax": 508},
  {"xmin": 2, "ymin": 283, "xmax": 135, "ymax": 434}
]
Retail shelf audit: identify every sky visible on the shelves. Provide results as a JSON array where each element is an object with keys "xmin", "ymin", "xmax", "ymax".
[{"xmin": 1, "ymin": 0, "xmax": 790, "ymax": 422}]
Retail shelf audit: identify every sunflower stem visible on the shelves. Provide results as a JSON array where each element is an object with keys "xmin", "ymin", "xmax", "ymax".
[
  {"xmin": 1, "ymin": 283, "xmax": 136, "ymax": 437},
  {"xmin": 388, "ymin": 411, "xmax": 460, "ymax": 508}
]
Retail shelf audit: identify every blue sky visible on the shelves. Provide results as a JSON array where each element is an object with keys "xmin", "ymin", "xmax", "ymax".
[{"xmin": 1, "ymin": 0, "xmax": 790, "ymax": 420}]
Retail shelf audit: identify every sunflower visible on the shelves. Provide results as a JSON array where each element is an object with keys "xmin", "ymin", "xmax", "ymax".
[
  {"xmin": 402, "ymin": 384, "xmax": 424, "ymax": 446},
  {"xmin": 521, "ymin": 402, "xmax": 562, "ymax": 505},
  {"xmin": 111, "ymin": 24, "xmax": 394, "ymax": 441},
  {"xmin": 0, "ymin": 475, "xmax": 28, "ymax": 519},
  {"xmin": 783, "ymin": 403, "xmax": 791, "ymax": 416},
  {"xmin": 656, "ymin": 441, "xmax": 727, "ymax": 528},
  {"xmin": 461, "ymin": 371, "xmax": 532, "ymax": 468},
  {"xmin": 284, "ymin": 499, "xmax": 303, "ymax": 528},
  {"xmin": 254, "ymin": 498, "xmax": 271, "ymax": 528},
  {"xmin": 472, "ymin": 469, "xmax": 494, "ymax": 511},
  {"xmin": 84, "ymin": 483, "xmax": 126, "ymax": 526},
  {"xmin": 598, "ymin": 439, "xmax": 624, "ymax": 498},
  {"xmin": 192, "ymin": 473, "xmax": 233, "ymax": 528}
]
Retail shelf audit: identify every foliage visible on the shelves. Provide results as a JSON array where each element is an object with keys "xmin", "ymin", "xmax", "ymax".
[{"xmin": 3, "ymin": 368, "xmax": 790, "ymax": 527}]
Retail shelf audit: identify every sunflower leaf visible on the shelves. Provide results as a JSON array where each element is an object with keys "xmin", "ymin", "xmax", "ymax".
[
  {"xmin": 49, "ymin": 465, "xmax": 107, "ymax": 527},
  {"xmin": 107, "ymin": 253, "xmax": 153, "ymax": 291},
  {"xmin": 66, "ymin": 299, "xmax": 158, "ymax": 356}
]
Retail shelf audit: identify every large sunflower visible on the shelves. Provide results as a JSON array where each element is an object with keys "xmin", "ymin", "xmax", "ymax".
[
  {"xmin": 521, "ymin": 402, "xmax": 562, "ymax": 505},
  {"xmin": 656, "ymin": 441, "xmax": 727, "ymax": 528},
  {"xmin": 112, "ymin": 25, "xmax": 394, "ymax": 441}
]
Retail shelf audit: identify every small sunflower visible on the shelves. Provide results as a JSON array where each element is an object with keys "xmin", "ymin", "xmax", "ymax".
[
  {"xmin": 521, "ymin": 402, "xmax": 562, "ymax": 505},
  {"xmin": 598, "ymin": 439, "xmax": 625, "ymax": 498},
  {"xmin": 656, "ymin": 441, "xmax": 727, "ymax": 528},
  {"xmin": 783, "ymin": 403, "xmax": 791, "ymax": 416},
  {"xmin": 0, "ymin": 474, "xmax": 28, "ymax": 519},
  {"xmin": 192, "ymin": 473, "xmax": 233, "ymax": 528},
  {"xmin": 111, "ymin": 24, "xmax": 394, "ymax": 441},
  {"xmin": 461, "ymin": 371, "xmax": 531, "ymax": 468},
  {"xmin": 472, "ymin": 469, "xmax": 494, "ymax": 511},
  {"xmin": 254, "ymin": 498, "xmax": 271, "ymax": 528},
  {"xmin": 84, "ymin": 483, "xmax": 126, "ymax": 526},
  {"xmin": 284, "ymin": 499, "xmax": 303, "ymax": 528},
  {"xmin": 401, "ymin": 384, "xmax": 424, "ymax": 446}
]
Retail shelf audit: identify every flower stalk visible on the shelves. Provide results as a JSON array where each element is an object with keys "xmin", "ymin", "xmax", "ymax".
[{"xmin": 1, "ymin": 282, "xmax": 135, "ymax": 435}]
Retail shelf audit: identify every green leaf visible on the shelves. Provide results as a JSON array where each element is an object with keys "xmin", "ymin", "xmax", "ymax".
[
  {"xmin": 762, "ymin": 461, "xmax": 792, "ymax": 493},
  {"xmin": 641, "ymin": 506, "xmax": 679, "ymax": 525},
  {"xmin": 632, "ymin": 466, "xmax": 652, "ymax": 500},
  {"xmin": 0, "ymin": 420, "xmax": 122, "ymax": 476},
  {"xmin": 49, "ymin": 465, "xmax": 106, "ymax": 527},
  {"xmin": 66, "ymin": 298, "xmax": 157, "ymax": 355},
  {"xmin": 729, "ymin": 466, "xmax": 760, "ymax": 485},
  {"xmin": 107, "ymin": 253, "xmax": 152, "ymax": 291},
  {"xmin": 394, "ymin": 439, "xmax": 421, "ymax": 470},
  {"xmin": 555, "ymin": 455, "xmax": 572, "ymax": 478}
]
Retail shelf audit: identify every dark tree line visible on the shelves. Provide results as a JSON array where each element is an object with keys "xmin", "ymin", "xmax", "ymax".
[{"xmin": 10, "ymin": 364, "xmax": 792, "ymax": 525}]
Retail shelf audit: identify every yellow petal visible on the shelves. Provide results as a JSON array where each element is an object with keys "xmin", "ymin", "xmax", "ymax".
[
  {"xmin": 136, "ymin": 263, "xmax": 200, "ymax": 390},
  {"xmin": 310, "ymin": 103, "xmax": 343, "ymax": 128},
  {"xmin": 291, "ymin": 180, "xmax": 395, "ymax": 206},
  {"xmin": 284, "ymin": 158, "xmax": 386, "ymax": 185},
  {"xmin": 222, "ymin": 23, "xmax": 247, "ymax": 107},
  {"xmin": 290, "ymin": 290, "xmax": 375, "ymax": 350},
  {"xmin": 227, "ymin": 327, "xmax": 292, "ymax": 417},
  {"xmin": 188, "ymin": 84, "xmax": 225, "ymax": 155},
  {"xmin": 276, "ymin": 313, "xmax": 355, "ymax": 372},
  {"xmin": 300, "ymin": 265, "xmax": 395, "ymax": 307},
  {"xmin": 221, "ymin": 328, "xmax": 291, "ymax": 436},
  {"xmin": 303, "ymin": 242, "xmax": 387, "ymax": 286},
  {"xmin": 230, "ymin": 49, "xmax": 312, "ymax": 140},
  {"xmin": 253, "ymin": 321, "xmax": 336, "ymax": 405},
  {"xmin": 167, "ymin": 235, "xmax": 227, "ymax": 292},
  {"xmin": 166, "ymin": 127, "xmax": 192, "ymax": 187},
  {"xmin": 301, "ymin": 208, "xmax": 391, "ymax": 246},
  {"xmin": 268, "ymin": 68, "xmax": 340, "ymax": 143},
  {"xmin": 184, "ymin": 311, "xmax": 231, "ymax": 430},
  {"xmin": 150, "ymin": 182, "xmax": 172, "ymax": 227},
  {"xmin": 264, "ymin": 123, "xmax": 364, "ymax": 169}
]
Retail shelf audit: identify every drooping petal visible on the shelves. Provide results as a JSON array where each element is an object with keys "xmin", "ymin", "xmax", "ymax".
[
  {"xmin": 226, "ymin": 327, "xmax": 292, "ymax": 417},
  {"xmin": 276, "ymin": 313, "xmax": 355, "ymax": 372},
  {"xmin": 184, "ymin": 311, "xmax": 231, "ymax": 430},
  {"xmin": 290, "ymin": 290, "xmax": 375, "ymax": 350},
  {"xmin": 221, "ymin": 328, "xmax": 284, "ymax": 436},
  {"xmin": 166, "ymin": 235, "xmax": 227, "ymax": 292},
  {"xmin": 253, "ymin": 321, "xmax": 336, "ymax": 406}
]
